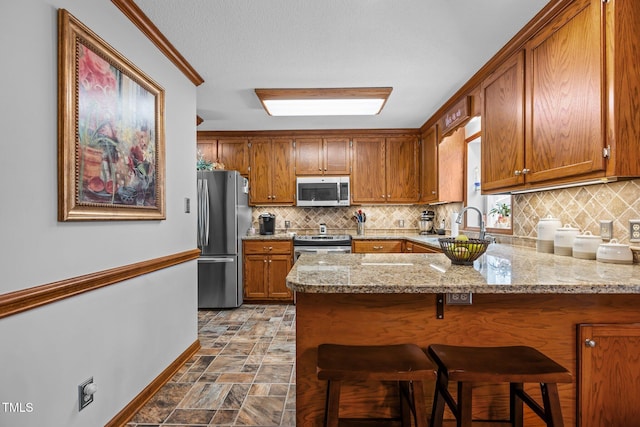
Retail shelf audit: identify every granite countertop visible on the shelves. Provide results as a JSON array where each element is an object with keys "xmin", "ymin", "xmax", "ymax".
[{"xmin": 286, "ymin": 243, "xmax": 640, "ymax": 295}]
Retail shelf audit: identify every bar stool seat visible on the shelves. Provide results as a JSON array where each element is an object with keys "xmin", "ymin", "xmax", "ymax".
[
  {"xmin": 317, "ymin": 343, "xmax": 434, "ymax": 427},
  {"xmin": 427, "ymin": 344, "xmax": 572, "ymax": 427}
]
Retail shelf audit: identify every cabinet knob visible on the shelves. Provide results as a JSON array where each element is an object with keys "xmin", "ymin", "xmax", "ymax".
[
  {"xmin": 522, "ymin": 168, "xmax": 530, "ymax": 174},
  {"xmin": 319, "ymin": 168, "xmax": 322, "ymax": 171},
  {"xmin": 272, "ymin": 195, "xmax": 276, "ymax": 199},
  {"xmin": 267, "ymin": 195, "xmax": 272, "ymax": 199},
  {"xmin": 264, "ymin": 259, "xmax": 267, "ymax": 263},
  {"xmin": 268, "ymin": 259, "xmax": 272, "ymax": 263},
  {"xmin": 585, "ymin": 339, "xmax": 597, "ymax": 348},
  {"xmin": 268, "ymin": 246, "xmax": 273, "ymax": 250},
  {"xmin": 514, "ymin": 170, "xmax": 522, "ymax": 176},
  {"xmin": 432, "ymin": 190, "xmax": 436, "ymax": 195}
]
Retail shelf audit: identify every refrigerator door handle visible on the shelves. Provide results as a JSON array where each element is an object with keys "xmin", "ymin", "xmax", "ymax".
[
  {"xmin": 197, "ymin": 178, "xmax": 210, "ymax": 247},
  {"xmin": 199, "ymin": 257, "xmax": 234, "ymax": 263}
]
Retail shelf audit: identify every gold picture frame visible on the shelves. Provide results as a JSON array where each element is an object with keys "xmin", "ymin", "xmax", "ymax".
[{"xmin": 58, "ymin": 9, "xmax": 165, "ymax": 221}]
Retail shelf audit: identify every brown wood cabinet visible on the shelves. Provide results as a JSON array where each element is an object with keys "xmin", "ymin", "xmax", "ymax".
[
  {"xmin": 196, "ymin": 136, "xmax": 249, "ymax": 176},
  {"xmin": 481, "ymin": 51, "xmax": 525, "ymax": 192},
  {"xmin": 481, "ymin": 0, "xmax": 640, "ymax": 193},
  {"xmin": 351, "ymin": 136, "xmax": 419, "ymax": 204},
  {"xmin": 248, "ymin": 138, "xmax": 295, "ymax": 205},
  {"xmin": 352, "ymin": 239, "xmax": 403, "ymax": 253},
  {"xmin": 404, "ymin": 241, "xmax": 440, "ymax": 253},
  {"xmin": 295, "ymin": 137, "xmax": 350, "ymax": 175},
  {"xmin": 420, "ymin": 125, "xmax": 464, "ymax": 203},
  {"xmin": 577, "ymin": 323, "xmax": 640, "ymax": 427},
  {"xmin": 243, "ymin": 240, "xmax": 293, "ymax": 302}
]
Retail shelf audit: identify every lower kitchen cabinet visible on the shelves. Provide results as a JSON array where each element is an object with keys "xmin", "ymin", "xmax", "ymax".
[
  {"xmin": 352, "ymin": 239, "xmax": 403, "ymax": 253},
  {"xmin": 577, "ymin": 323, "xmax": 640, "ymax": 427},
  {"xmin": 404, "ymin": 241, "xmax": 440, "ymax": 253},
  {"xmin": 243, "ymin": 240, "xmax": 293, "ymax": 302}
]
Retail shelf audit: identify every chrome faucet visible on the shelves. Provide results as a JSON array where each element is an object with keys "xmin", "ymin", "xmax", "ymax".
[{"xmin": 456, "ymin": 206, "xmax": 486, "ymax": 240}]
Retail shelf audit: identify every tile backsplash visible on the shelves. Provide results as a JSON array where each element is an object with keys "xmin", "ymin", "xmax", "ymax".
[{"xmin": 251, "ymin": 178, "xmax": 640, "ymax": 243}]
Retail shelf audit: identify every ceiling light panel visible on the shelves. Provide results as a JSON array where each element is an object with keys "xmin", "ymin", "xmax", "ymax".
[{"xmin": 255, "ymin": 87, "xmax": 392, "ymax": 117}]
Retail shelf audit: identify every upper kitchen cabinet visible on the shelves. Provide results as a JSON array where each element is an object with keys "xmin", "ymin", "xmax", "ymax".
[
  {"xmin": 481, "ymin": 0, "xmax": 640, "ymax": 193},
  {"xmin": 295, "ymin": 137, "xmax": 351, "ymax": 176},
  {"xmin": 481, "ymin": 51, "xmax": 525, "ymax": 192},
  {"xmin": 248, "ymin": 138, "xmax": 295, "ymax": 205},
  {"xmin": 524, "ymin": 0, "xmax": 604, "ymax": 185},
  {"xmin": 196, "ymin": 134, "xmax": 249, "ymax": 176},
  {"xmin": 217, "ymin": 139, "xmax": 249, "ymax": 176},
  {"xmin": 420, "ymin": 123, "xmax": 464, "ymax": 204},
  {"xmin": 351, "ymin": 135, "xmax": 419, "ymax": 204},
  {"xmin": 351, "ymin": 137, "xmax": 386, "ymax": 203},
  {"xmin": 419, "ymin": 125, "xmax": 438, "ymax": 203}
]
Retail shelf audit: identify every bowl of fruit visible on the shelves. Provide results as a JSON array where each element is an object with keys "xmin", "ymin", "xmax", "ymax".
[{"xmin": 439, "ymin": 235, "xmax": 490, "ymax": 265}]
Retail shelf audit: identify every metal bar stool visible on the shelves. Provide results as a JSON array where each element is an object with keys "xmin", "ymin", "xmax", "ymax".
[
  {"xmin": 317, "ymin": 343, "xmax": 434, "ymax": 427},
  {"xmin": 427, "ymin": 344, "xmax": 572, "ymax": 427}
]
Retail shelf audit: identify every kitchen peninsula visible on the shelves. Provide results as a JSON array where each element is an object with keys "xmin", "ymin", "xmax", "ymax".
[{"xmin": 287, "ymin": 245, "xmax": 640, "ymax": 426}]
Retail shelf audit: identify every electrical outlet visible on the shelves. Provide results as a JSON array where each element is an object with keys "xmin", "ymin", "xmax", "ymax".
[
  {"xmin": 629, "ymin": 219, "xmax": 640, "ymax": 243},
  {"xmin": 78, "ymin": 377, "xmax": 97, "ymax": 411},
  {"xmin": 446, "ymin": 292, "xmax": 473, "ymax": 305},
  {"xmin": 600, "ymin": 220, "xmax": 613, "ymax": 241}
]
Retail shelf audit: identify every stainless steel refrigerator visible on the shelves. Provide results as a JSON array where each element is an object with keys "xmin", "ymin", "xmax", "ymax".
[{"xmin": 197, "ymin": 170, "xmax": 252, "ymax": 308}]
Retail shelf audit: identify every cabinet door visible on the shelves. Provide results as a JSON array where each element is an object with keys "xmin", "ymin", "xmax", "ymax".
[
  {"xmin": 525, "ymin": 0, "xmax": 605, "ymax": 184},
  {"xmin": 295, "ymin": 138, "xmax": 323, "ymax": 175},
  {"xmin": 249, "ymin": 138, "xmax": 273, "ymax": 204},
  {"xmin": 351, "ymin": 137, "xmax": 386, "ymax": 204},
  {"xmin": 578, "ymin": 323, "xmax": 640, "ymax": 427},
  {"xmin": 481, "ymin": 50, "xmax": 525, "ymax": 192},
  {"xmin": 405, "ymin": 242, "xmax": 440, "ymax": 253},
  {"xmin": 196, "ymin": 136, "xmax": 217, "ymax": 165},
  {"xmin": 271, "ymin": 138, "xmax": 295, "ymax": 204},
  {"xmin": 352, "ymin": 240, "xmax": 403, "ymax": 253},
  {"xmin": 217, "ymin": 139, "xmax": 249, "ymax": 175},
  {"xmin": 437, "ymin": 127, "xmax": 464, "ymax": 202},
  {"xmin": 243, "ymin": 254, "xmax": 268, "ymax": 299},
  {"xmin": 267, "ymin": 254, "xmax": 293, "ymax": 299},
  {"xmin": 324, "ymin": 137, "xmax": 351, "ymax": 175},
  {"xmin": 420, "ymin": 126, "xmax": 438, "ymax": 203},
  {"xmin": 386, "ymin": 136, "xmax": 419, "ymax": 203}
]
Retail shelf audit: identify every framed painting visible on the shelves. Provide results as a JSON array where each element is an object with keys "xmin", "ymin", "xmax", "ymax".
[{"xmin": 58, "ymin": 9, "xmax": 165, "ymax": 221}]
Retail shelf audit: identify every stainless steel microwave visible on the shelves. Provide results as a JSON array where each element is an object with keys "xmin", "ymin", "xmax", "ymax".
[{"xmin": 296, "ymin": 176, "xmax": 350, "ymax": 207}]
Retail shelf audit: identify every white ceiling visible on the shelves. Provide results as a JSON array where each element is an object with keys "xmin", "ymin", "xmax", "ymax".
[{"xmin": 135, "ymin": 0, "xmax": 549, "ymax": 131}]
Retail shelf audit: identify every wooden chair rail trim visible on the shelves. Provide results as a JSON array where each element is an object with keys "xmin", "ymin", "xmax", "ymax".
[
  {"xmin": 0, "ymin": 248, "xmax": 200, "ymax": 320},
  {"xmin": 105, "ymin": 339, "xmax": 201, "ymax": 427},
  {"xmin": 111, "ymin": 0, "xmax": 204, "ymax": 86}
]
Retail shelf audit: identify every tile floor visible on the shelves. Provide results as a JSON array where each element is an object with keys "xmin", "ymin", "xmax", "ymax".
[{"xmin": 126, "ymin": 304, "xmax": 296, "ymax": 427}]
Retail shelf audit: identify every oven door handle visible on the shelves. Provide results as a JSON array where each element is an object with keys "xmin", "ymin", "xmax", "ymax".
[{"xmin": 295, "ymin": 247, "xmax": 351, "ymax": 253}]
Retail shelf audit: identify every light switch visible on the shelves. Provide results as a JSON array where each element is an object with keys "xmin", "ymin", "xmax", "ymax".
[{"xmin": 600, "ymin": 220, "xmax": 613, "ymax": 241}]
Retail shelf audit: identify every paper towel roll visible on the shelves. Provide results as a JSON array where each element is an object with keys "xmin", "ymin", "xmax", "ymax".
[{"xmin": 450, "ymin": 212, "xmax": 459, "ymax": 237}]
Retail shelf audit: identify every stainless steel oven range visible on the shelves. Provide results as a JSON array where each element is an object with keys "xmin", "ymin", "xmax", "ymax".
[{"xmin": 293, "ymin": 234, "xmax": 352, "ymax": 261}]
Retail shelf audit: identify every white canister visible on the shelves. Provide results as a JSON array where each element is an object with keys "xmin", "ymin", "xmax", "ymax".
[
  {"xmin": 554, "ymin": 224, "xmax": 581, "ymax": 256},
  {"xmin": 596, "ymin": 239, "xmax": 633, "ymax": 264},
  {"xmin": 450, "ymin": 212, "xmax": 459, "ymax": 238},
  {"xmin": 572, "ymin": 231, "xmax": 603, "ymax": 260},
  {"xmin": 536, "ymin": 215, "xmax": 562, "ymax": 253}
]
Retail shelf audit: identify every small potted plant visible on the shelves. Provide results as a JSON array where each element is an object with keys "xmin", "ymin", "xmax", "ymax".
[{"xmin": 489, "ymin": 202, "xmax": 511, "ymax": 227}]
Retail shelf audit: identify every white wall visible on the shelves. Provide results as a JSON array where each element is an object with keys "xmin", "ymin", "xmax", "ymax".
[{"xmin": 0, "ymin": 1, "xmax": 198, "ymax": 425}]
